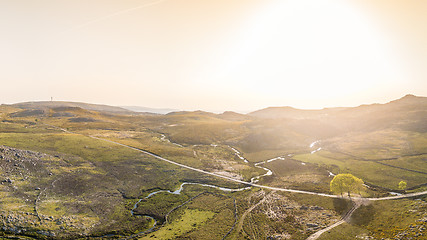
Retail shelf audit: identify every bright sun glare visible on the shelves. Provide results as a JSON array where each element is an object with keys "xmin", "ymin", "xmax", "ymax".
[{"xmin": 210, "ymin": 0, "xmax": 405, "ymax": 108}]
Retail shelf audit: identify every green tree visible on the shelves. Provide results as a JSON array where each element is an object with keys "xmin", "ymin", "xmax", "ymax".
[
  {"xmin": 398, "ymin": 181, "xmax": 407, "ymax": 190},
  {"xmin": 330, "ymin": 173, "xmax": 364, "ymax": 197}
]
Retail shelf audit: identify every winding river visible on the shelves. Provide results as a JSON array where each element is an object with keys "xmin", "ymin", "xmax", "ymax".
[
  {"xmin": 130, "ymin": 182, "xmax": 252, "ymax": 235},
  {"xmin": 250, "ymin": 157, "xmax": 282, "ymax": 183},
  {"xmin": 160, "ymin": 134, "xmax": 184, "ymax": 148},
  {"xmin": 229, "ymin": 146, "xmax": 249, "ymax": 163},
  {"xmin": 310, "ymin": 140, "xmax": 322, "ymax": 154}
]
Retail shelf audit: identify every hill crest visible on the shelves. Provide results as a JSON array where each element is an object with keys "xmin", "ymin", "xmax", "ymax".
[{"xmin": 12, "ymin": 101, "xmax": 133, "ymax": 114}]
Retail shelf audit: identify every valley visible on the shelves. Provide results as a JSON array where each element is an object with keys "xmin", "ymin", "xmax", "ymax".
[{"xmin": 0, "ymin": 95, "xmax": 426, "ymax": 239}]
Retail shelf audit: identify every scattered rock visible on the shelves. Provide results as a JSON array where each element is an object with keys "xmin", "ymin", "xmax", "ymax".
[
  {"xmin": 2, "ymin": 178, "xmax": 13, "ymax": 184},
  {"xmin": 311, "ymin": 206, "xmax": 323, "ymax": 210},
  {"xmin": 306, "ymin": 223, "xmax": 319, "ymax": 228}
]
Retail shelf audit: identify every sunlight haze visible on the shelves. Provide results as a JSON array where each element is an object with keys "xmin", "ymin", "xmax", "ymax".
[{"xmin": 1, "ymin": 0, "xmax": 426, "ymax": 112}]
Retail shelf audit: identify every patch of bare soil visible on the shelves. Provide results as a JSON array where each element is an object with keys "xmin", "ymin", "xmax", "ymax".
[{"xmin": 242, "ymin": 190, "xmax": 340, "ymax": 239}]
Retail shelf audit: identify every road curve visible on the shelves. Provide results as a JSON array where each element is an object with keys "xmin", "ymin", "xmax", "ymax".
[
  {"xmin": 306, "ymin": 219, "xmax": 345, "ymax": 240},
  {"xmin": 91, "ymin": 136, "xmax": 427, "ymax": 201},
  {"xmin": 307, "ymin": 199, "xmax": 363, "ymax": 240}
]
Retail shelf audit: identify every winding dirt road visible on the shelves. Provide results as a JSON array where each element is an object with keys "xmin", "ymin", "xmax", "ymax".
[{"xmin": 46, "ymin": 124, "xmax": 427, "ymax": 239}]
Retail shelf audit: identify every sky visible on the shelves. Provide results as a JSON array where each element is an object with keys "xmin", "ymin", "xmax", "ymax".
[{"xmin": 1, "ymin": 0, "xmax": 426, "ymax": 112}]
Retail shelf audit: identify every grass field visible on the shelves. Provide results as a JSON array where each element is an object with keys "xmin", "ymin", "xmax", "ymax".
[
  {"xmin": 380, "ymin": 155, "xmax": 427, "ymax": 173},
  {"xmin": 140, "ymin": 209, "xmax": 215, "ymax": 239},
  {"xmin": 317, "ymin": 223, "xmax": 368, "ymax": 240},
  {"xmin": 262, "ymin": 158, "xmax": 332, "ymax": 193},
  {"xmin": 293, "ymin": 151, "xmax": 427, "ymax": 190},
  {"xmin": 141, "ymin": 192, "xmax": 237, "ymax": 240}
]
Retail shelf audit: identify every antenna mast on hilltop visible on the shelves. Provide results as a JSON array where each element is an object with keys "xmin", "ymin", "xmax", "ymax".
[{"xmin": 51, "ymin": 97, "xmax": 53, "ymax": 102}]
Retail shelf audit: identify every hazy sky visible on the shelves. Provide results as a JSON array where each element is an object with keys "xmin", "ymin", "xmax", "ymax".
[{"xmin": 1, "ymin": 0, "xmax": 426, "ymax": 112}]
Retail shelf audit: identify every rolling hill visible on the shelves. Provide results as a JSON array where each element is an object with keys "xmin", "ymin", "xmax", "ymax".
[{"xmin": 12, "ymin": 101, "xmax": 134, "ymax": 114}]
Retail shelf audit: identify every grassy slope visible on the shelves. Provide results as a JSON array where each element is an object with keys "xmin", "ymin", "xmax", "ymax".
[
  {"xmin": 319, "ymin": 196, "xmax": 427, "ymax": 240},
  {"xmin": 140, "ymin": 209, "xmax": 215, "ymax": 240},
  {"xmin": 0, "ymin": 108, "xmax": 250, "ymax": 238}
]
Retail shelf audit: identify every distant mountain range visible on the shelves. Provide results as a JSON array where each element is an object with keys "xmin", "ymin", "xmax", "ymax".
[
  {"xmin": 120, "ymin": 106, "xmax": 179, "ymax": 114},
  {"xmin": 247, "ymin": 94, "xmax": 427, "ymax": 136},
  {"xmin": 249, "ymin": 94, "xmax": 427, "ymax": 120},
  {"xmin": 5, "ymin": 94, "xmax": 427, "ymax": 155},
  {"xmin": 8, "ymin": 94, "xmax": 426, "ymax": 120}
]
